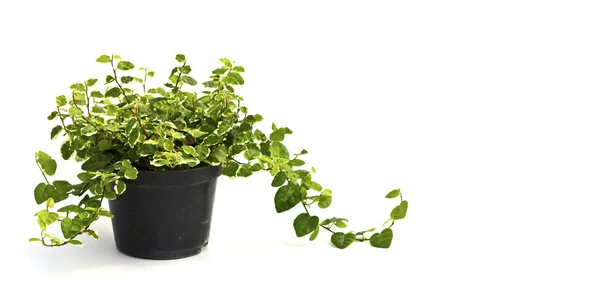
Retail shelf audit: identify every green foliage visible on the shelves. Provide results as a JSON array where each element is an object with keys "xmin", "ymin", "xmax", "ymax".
[{"xmin": 29, "ymin": 54, "xmax": 408, "ymax": 250}]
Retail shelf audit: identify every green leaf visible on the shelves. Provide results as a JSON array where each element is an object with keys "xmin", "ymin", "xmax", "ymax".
[
  {"xmin": 311, "ymin": 166, "xmax": 316, "ymax": 173},
  {"xmin": 230, "ymin": 73, "xmax": 244, "ymax": 85},
  {"xmin": 86, "ymin": 78, "xmax": 98, "ymax": 87},
  {"xmin": 81, "ymin": 125, "xmax": 98, "ymax": 136},
  {"xmin": 138, "ymin": 144, "xmax": 157, "ymax": 156},
  {"xmin": 370, "ymin": 228, "xmax": 393, "ymax": 248},
  {"xmin": 35, "ymin": 151, "xmax": 57, "ymax": 176},
  {"xmin": 53, "ymin": 180, "xmax": 72, "ymax": 193},
  {"xmin": 195, "ymin": 145, "xmax": 210, "ymax": 158},
  {"xmin": 124, "ymin": 167, "xmax": 138, "ymax": 180},
  {"xmin": 243, "ymin": 149, "xmax": 261, "ymax": 160},
  {"xmin": 46, "ymin": 198, "xmax": 55, "ymax": 208},
  {"xmin": 105, "ymin": 87, "xmax": 121, "ymax": 98},
  {"xmin": 176, "ymin": 54, "xmax": 186, "ymax": 62},
  {"xmin": 90, "ymin": 90, "xmax": 103, "ymax": 98},
  {"xmin": 309, "ymin": 225, "xmax": 320, "ymax": 241},
  {"xmin": 56, "ymin": 95, "xmax": 67, "ymax": 106},
  {"xmin": 270, "ymin": 130, "xmax": 285, "ymax": 142},
  {"xmin": 121, "ymin": 76, "xmax": 134, "ymax": 84},
  {"xmin": 68, "ymin": 239, "xmax": 83, "ymax": 245},
  {"xmin": 203, "ymin": 134, "xmax": 220, "ymax": 146},
  {"xmin": 117, "ymin": 61, "xmax": 135, "ymax": 71},
  {"xmin": 219, "ymin": 58, "xmax": 232, "ymax": 67},
  {"xmin": 289, "ymin": 159, "xmax": 305, "ymax": 166},
  {"xmin": 61, "ymin": 217, "xmax": 74, "ymax": 238},
  {"xmin": 92, "ymin": 106, "xmax": 105, "ymax": 113},
  {"xmin": 47, "ymin": 111, "xmax": 58, "ymax": 120},
  {"xmin": 222, "ymin": 162, "xmax": 240, "ymax": 177},
  {"xmin": 232, "ymin": 66, "xmax": 245, "ymax": 72},
  {"xmin": 269, "ymin": 141, "xmax": 289, "ymax": 159},
  {"xmin": 84, "ymin": 229, "xmax": 99, "ymax": 240},
  {"xmin": 28, "ymin": 238, "xmax": 42, "ymax": 242},
  {"xmin": 179, "ymin": 65, "xmax": 192, "ymax": 74},
  {"xmin": 390, "ymin": 201, "xmax": 408, "ymax": 220},
  {"xmin": 70, "ymin": 83, "xmax": 85, "ymax": 91},
  {"xmin": 34, "ymin": 183, "xmax": 48, "ymax": 205},
  {"xmin": 96, "ymin": 55, "xmax": 111, "ymax": 63},
  {"xmin": 182, "ymin": 145, "xmax": 198, "ymax": 157},
  {"xmin": 271, "ymin": 171, "xmax": 287, "ymax": 187},
  {"xmin": 61, "ymin": 141, "xmax": 74, "ymax": 160},
  {"xmin": 99, "ymin": 210, "xmax": 114, "ymax": 218},
  {"xmin": 331, "ymin": 232, "xmax": 356, "ymax": 249},
  {"xmin": 115, "ymin": 180, "xmax": 126, "ymax": 194},
  {"xmin": 57, "ymin": 205, "xmax": 85, "ymax": 214},
  {"xmin": 385, "ymin": 189, "xmax": 401, "ymax": 199},
  {"xmin": 318, "ymin": 189, "xmax": 332, "ymax": 209},
  {"xmin": 274, "ymin": 184, "xmax": 303, "ymax": 213},
  {"xmin": 81, "ymin": 152, "xmax": 113, "ymax": 171},
  {"xmin": 293, "ymin": 213, "xmax": 319, "ymax": 237},
  {"xmin": 182, "ymin": 76, "xmax": 198, "ymax": 86},
  {"xmin": 68, "ymin": 107, "xmax": 83, "ymax": 116},
  {"xmin": 50, "ymin": 125, "xmax": 62, "ymax": 139}
]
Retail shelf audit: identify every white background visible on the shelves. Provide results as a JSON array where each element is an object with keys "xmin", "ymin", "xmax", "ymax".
[{"xmin": 1, "ymin": 0, "xmax": 599, "ymax": 280}]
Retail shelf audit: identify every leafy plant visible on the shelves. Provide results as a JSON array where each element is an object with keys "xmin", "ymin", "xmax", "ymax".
[{"xmin": 30, "ymin": 54, "xmax": 408, "ymax": 249}]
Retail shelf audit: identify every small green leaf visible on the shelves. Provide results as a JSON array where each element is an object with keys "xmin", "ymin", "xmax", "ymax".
[
  {"xmin": 176, "ymin": 54, "xmax": 186, "ymax": 62},
  {"xmin": 232, "ymin": 66, "xmax": 245, "ymax": 72},
  {"xmin": 86, "ymin": 78, "xmax": 98, "ymax": 87},
  {"xmin": 309, "ymin": 225, "xmax": 320, "ymax": 241},
  {"xmin": 61, "ymin": 141, "xmax": 74, "ymax": 160},
  {"xmin": 274, "ymin": 184, "xmax": 303, "ymax": 213},
  {"xmin": 68, "ymin": 107, "xmax": 83, "ymax": 116},
  {"xmin": 271, "ymin": 171, "xmax": 287, "ymax": 187},
  {"xmin": 92, "ymin": 106, "xmax": 105, "ymax": 113},
  {"xmin": 124, "ymin": 167, "xmax": 138, "ymax": 180},
  {"xmin": 81, "ymin": 152, "xmax": 113, "ymax": 171},
  {"xmin": 50, "ymin": 126, "xmax": 62, "ymax": 139},
  {"xmin": 182, "ymin": 145, "xmax": 199, "ymax": 157},
  {"xmin": 56, "ymin": 95, "xmax": 67, "ymax": 106},
  {"xmin": 46, "ymin": 198, "xmax": 55, "ymax": 208},
  {"xmin": 96, "ymin": 55, "xmax": 111, "ymax": 63},
  {"xmin": 230, "ymin": 73, "xmax": 244, "ymax": 85},
  {"xmin": 34, "ymin": 183, "xmax": 47, "ymax": 205},
  {"xmin": 270, "ymin": 130, "xmax": 285, "ymax": 141},
  {"xmin": 84, "ymin": 229, "xmax": 99, "ymax": 240},
  {"xmin": 356, "ymin": 228, "xmax": 377, "ymax": 236},
  {"xmin": 195, "ymin": 145, "xmax": 210, "ymax": 158},
  {"xmin": 117, "ymin": 61, "xmax": 135, "ymax": 71},
  {"xmin": 222, "ymin": 162, "xmax": 240, "ymax": 177},
  {"xmin": 370, "ymin": 228, "xmax": 393, "ymax": 248},
  {"xmin": 289, "ymin": 159, "xmax": 305, "ymax": 166},
  {"xmin": 243, "ymin": 149, "xmax": 261, "ymax": 160},
  {"xmin": 311, "ymin": 166, "xmax": 316, "ymax": 173},
  {"xmin": 182, "ymin": 76, "xmax": 198, "ymax": 86},
  {"xmin": 70, "ymin": 83, "xmax": 85, "ymax": 91},
  {"xmin": 61, "ymin": 217, "xmax": 73, "ymax": 238},
  {"xmin": 219, "ymin": 58, "xmax": 232, "ymax": 67},
  {"xmin": 270, "ymin": 141, "xmax": 289, "ymax": 159},
  {"xmin": 99, "ymin": 210, "xmax": 114, "ymax": 218},
  {"xmin": 318, "ymin": 189, "xmax": 332, "ymax": 209},
  {"xmin": 293, "ymin": 213, "xmax": 319, "ymax": 237},
  {"xmin": 115, "ymin": 180, "xmax": 126, "ymax": 194},
  {"xmin": 385, "ymin": 189, "xmax": 401, "ymax": 199},
  {"xmin": 28, "ymin": 238, "xmax": 42, "ymax": 242},
  {"xmin": 57, "ymin": 205, "xmax": 85, "ymax": 214},
  {"xmin": 203, "ymin": 134, "xmax": 220, "ymax": 146},
  {"xmin": 390, "ymin": 201, "xmax": 408, "ymax": 220},
  {"xmin": 105, "ymin": 87, "xmax": 121, "ymax": 98},
  {"xmin": 68, "ymin": 239, "xmax": 83, "ymax": 245},
  {"xmin": 81, "ymin": 125, "xmax": 98, "ymax": 136},
  {"xmin": 35, "ymin": 151, "xmax": 57, "ymax": 176},
  {"xmin": 331, "ymin": 232, "xmax": 356, "ymax": 249},
  {"xmin": 105, "ymin": 75, "xmax": 115, "ymax": 84},
  {"xmin": 90, "ymin": 90, "xmax": 103, "ymax": 98}
]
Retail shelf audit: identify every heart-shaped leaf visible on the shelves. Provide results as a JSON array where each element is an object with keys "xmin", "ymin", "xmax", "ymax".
[
  {"xmin": 390, "ymin": 200, "xmax": 408, "ymax": 220},
  {"xmin": 370, "ymin": 228, "xmax": 393, "ymax": 248},
  {"xmin": 81, "ymin": 152, "xmax": 113, "ymax": 171},
  {"xmin": 293, "ymin": 213, "xmax": 319, "ymax": 237},
  {"xmin": 331, "ymin": 232, "xmax": 356, "ymax": 249}
]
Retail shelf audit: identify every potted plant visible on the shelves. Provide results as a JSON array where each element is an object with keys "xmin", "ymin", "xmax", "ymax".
[{"xmin": 29, "ymin": 54, "xmax": 409, "ymax": 259}]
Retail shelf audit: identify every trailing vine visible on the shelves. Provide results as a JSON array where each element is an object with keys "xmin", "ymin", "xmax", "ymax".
[{"xmin": 30, "ymin": 54, "xmax": 408, "ymax": 249}]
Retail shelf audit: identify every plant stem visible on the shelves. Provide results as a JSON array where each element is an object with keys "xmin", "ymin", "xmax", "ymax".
[
  {"xmin": 35, "ymin": 161, "xmax": 50, "ymax": 185},
  {"xmin": 84, "ymin": 83, "xmax": 91, "ymax": 116}
]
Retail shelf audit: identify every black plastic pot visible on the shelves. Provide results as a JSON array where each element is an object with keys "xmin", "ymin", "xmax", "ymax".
[{"xmin": 108, "ymin": 165, "xmax": 223, "ymax": 260}]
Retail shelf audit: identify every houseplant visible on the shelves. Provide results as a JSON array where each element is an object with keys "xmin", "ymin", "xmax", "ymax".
[{"xmin": 29, "ymin": 54, "xmax": 409, "ymax": 259}]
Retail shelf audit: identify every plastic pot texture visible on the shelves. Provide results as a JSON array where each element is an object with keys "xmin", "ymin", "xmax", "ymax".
[{"xmin": 108, "ymin": 165, "xmax": 223, "ymax": 260}]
